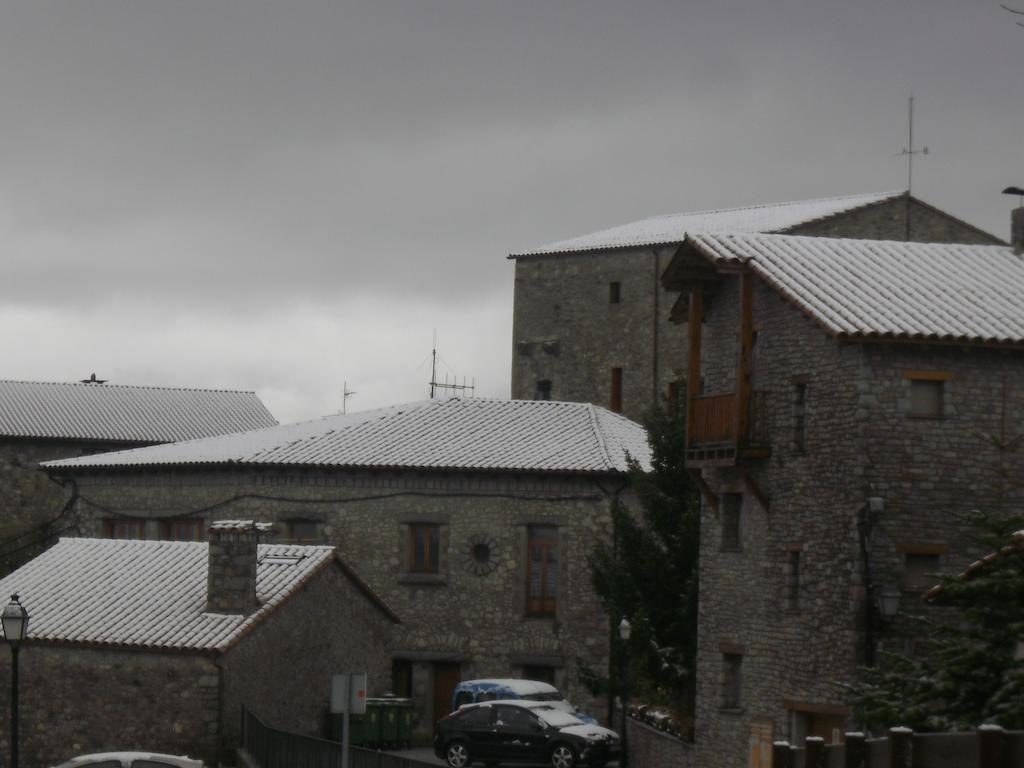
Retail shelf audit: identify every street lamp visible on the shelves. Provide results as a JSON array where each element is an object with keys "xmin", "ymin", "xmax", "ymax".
[
  {"xmin": 2, "ymin": 594, "xmax": 29, "ymax": 768},
  {"xmin": 618, "ymin": 619, "xmax": 631, "ymax": 768}
]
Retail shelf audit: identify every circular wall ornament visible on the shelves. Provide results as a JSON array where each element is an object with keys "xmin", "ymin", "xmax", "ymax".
[{"xmin": 463, "ymin": 533, "xmax": 498, "ymax": 577}]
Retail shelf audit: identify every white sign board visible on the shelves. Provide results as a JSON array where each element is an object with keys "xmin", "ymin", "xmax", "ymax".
[{"xmin": 331, "ymin": 673, "xmax": 368, "ymax": 714}]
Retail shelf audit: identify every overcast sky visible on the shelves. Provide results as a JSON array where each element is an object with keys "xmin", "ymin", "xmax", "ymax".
[{"xmin": 1, "ymin": 1, "xmax": 1021, "ymax": 423}]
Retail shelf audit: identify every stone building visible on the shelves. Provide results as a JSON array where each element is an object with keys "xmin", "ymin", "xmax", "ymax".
[
  {"xmin": 0, "ymin": 379, "xmax": 276, "ymax": 550},
  {"xmin": 0, "ymin": 520, "xmax": 398, "ymax": 767},
  {"xmin": 43, "ymin": 397, "xmax": 651, "ymax": 739},
  {"xmin": 660, "ymin": 219, "xmax": 1024, "ymax": 768},
  {"xmin": 509, "ymin": 191, "xmax": 1003, "ymax": 422}
]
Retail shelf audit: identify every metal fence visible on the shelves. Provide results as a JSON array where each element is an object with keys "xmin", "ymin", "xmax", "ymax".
[
  {"xmin": 241, "ymin": 707, "xmax": 436, "ymax": 768},
  {"xmin": 772, "ymin": 726, "xmax": 1024, "ymax": 768}
]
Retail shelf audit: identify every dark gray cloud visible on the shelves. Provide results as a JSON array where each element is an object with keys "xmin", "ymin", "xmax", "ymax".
[{"xmin": 0, "ymin": 0, "xmax": 1021, "ymax": 418}]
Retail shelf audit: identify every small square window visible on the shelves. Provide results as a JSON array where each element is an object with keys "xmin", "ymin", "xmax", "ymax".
[
  {"xmin": 609, "ymin": 282, "xmax": 621, "ymax": 304},
  {"xmin": 721, "ymin": 653, "xmax": 742, "ymax": 709},
  {"xmin": 535, "ymin": 380, "xmax": 552, "ymax": 401},
  {"xmin": 287, "ymin": 520, "xmax": 319, "ymax": 543},
  {"xmin": 409, "ymin": 523, "xmax": 441, "ymax": 573},
  {"xmin": 721, "ymin": 494, "xmax": 742, "ymax": 551},
  {"xmin": 909, "ymin": 379, "xmax": 944, "ymax": 418},
  {"xmin": 903, "ymin": 552, "xmax": 941, "ymax": 592}
]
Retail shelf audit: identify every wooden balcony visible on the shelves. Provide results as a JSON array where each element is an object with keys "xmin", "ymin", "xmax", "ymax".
[{"xmin": 686, "ymin": 390, "xmax": 770, "ymax": 467}]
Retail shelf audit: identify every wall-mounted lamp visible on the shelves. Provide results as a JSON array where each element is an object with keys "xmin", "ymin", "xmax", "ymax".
[{"xmin": 877, "ymin": 584, "xmax": 902, "ymax": 620}]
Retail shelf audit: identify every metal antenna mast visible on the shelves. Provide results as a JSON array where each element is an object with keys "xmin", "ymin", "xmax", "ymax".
[
  {"xmin": 427, "ymin": 331, "xmax": 476, "ymax": 399},
  {"xmin": 898, "ymin": 95, "xmax": 929, "ymax": 240},
  {"xmin": 900, "ymin": 95, "xmax": 929, "ymax": 195},
  {"xmin": 341, "ymin": 381, "xmax": 357, "ymax": 414}
]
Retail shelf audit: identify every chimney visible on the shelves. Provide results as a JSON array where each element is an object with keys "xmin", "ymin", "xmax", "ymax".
[
  {"xmin": 206, "ymin": 520, "xmax": 273, "ymax": 614},
  {"xmin": 1013, "ymin": 208, "xmax": 1024, "ymax": 255}
]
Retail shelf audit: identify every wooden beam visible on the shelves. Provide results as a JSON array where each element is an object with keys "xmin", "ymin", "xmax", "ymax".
[
  {"xmin": 740, "ymin": 468, "xmax": 769, "ymax": 512},
  {"xmin": 687, "ymin": 469, "xmax": 719, "ymax": 515},
  {"xmin": 735, "ymin": 268, "xmax": 754, "ymax": 447},
  {"xmin": 686, "ymin": 284, "xmax": 704, "ymax": 449}
]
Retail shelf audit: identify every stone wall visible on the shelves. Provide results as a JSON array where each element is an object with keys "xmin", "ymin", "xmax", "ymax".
[
  {"xmin": 511, "ymin": 245, "xmax": 686, "ymax": 422},
  {"xmin": 0, "ymin": 438, "xmax": 101, "ymax": 537},
  {"xmin": 626, "ymin": 716, "xmax": 694, "ymax": 768},
  {"xmin": 690, "ymin": 269, "xmax": 1024, "ymax": 768},
  {"xmin": 788, "ymin": 196, "xmax": 1004, "ymax": 244},
  {"xmin": 509, "ymin": 195, "xmax": 1003, "ymax": 423},
  {"xmin": 64, "ymin": 467, "xmax": 625, "ymax": 739},
  {"xmin": 220, "ymin": 556, "xmax": 396, "ymax": 753},
  {"xmin": 0, "ymin": 645, "xmax": 220, "ymax": 767}
]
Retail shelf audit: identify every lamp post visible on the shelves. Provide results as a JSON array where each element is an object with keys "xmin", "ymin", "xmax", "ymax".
[
  {"xmin": 2, "ymin": 594, "xmax": 29, "ymax": 768},
  {"xmin": 618, "ymin": 618, "xmax": 631, "ymax": 768}
]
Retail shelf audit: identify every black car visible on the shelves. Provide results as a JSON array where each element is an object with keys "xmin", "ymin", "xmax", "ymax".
[{"xmin": 434, "ymin": 700, "xmax": 620, "ymax": 768}]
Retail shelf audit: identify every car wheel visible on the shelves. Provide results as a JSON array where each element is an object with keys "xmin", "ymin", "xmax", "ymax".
[
  {"xmin": 550, "ymin": 743, "xmax": 576, "ymax": 768},
  {"xmin": 446, "ymin": 740, "xmax": 471, "ymax": 768}
]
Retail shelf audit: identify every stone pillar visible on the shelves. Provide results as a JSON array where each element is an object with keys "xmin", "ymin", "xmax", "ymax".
[
  {"xmin": 888, "ymin": 726, "xmax": 913, "ymax": 768},
  {"xmin": 206, "ymin": 520, "xmax": 270, "ymax": 614},
  {"xmin": 978, "ymin": 723, "xmax": 1005, "ymax": 768},
  {"xmin": 804, "ymin": 736, "xmax": 825, "ymax": 768},
  {"xmin": 844, "ymin": 731, "xmax": 866, "ymax": 768}
]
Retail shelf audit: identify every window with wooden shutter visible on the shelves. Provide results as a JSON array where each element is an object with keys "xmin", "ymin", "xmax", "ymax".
[
  {"xmin": 409, "ymin": 523, "xmax": 441, "ymax": 573},
  {"xmin": 162, "ymin": 518, "xmax": 205, "ymax": 541},
  {"xmin": 526, "ymin": 525, "xmax": 558, "ymax": 617},
  {"xmin": 610, "ymin": 368, "xmax": 623, "ymax": 413}
]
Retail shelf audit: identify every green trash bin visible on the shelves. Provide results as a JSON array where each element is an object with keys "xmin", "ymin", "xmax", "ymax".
[
  {"xmin": 372, "ymin": 697, "xmax": 400, "ymax": 747},
  {"xmin": 391, "ymin": 698, "xmax": 415, "ymax": 748},
  {"xmin": 327, "ymin": 707, "xmax": 379, "ymax": 748},
  {"xmin": 361, "ymin": 699, "xmax": 384, "ymax": 747}
]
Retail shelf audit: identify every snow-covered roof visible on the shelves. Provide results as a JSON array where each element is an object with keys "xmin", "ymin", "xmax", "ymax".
[
  {"xmin": 511, "ymin": 191, "xmax": 902, "ymax": 257},
  {"xmin": 44, "ymin": 397, "xmax": 651, "ymax": 474},
  {"xmin": 0, "ymin": 537, "xmax": 343, "ymax": 652},
  {"xmin": 684, "ymin": 233, "xmax": 1024, "ymax": 346},
  {"xmin": 0, "ymin": 379, "xmax": 277, "ymax": 443}
]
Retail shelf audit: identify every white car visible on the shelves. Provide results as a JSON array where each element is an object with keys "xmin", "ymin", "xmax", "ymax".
[{"xmin": 50, "ymin": 753, "xmax": 204, "ymax": 768}]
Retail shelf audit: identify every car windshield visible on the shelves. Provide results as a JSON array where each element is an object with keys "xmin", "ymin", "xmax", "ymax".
[{"xmin": 534, "ymin": 707, "xmax": 584, "ymax": 728}]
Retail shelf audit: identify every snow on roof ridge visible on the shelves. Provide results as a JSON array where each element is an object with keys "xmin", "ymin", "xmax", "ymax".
[
  {"xmin": 684, "ymin": 233, "xmax": 1024, "ymax": 346},
  {"xmin": 511, "ymin": 191, "xmax": 904, "ymax": 257},
  {"xmin": 0, "ymin": 378, "xmax": 260, "ymax": 395},
  {"xmin": 584, "ymin": 402, "xmax": 615, "ymax": 470},
  {"xmin": 44, "ymin": 396, "xmax": 650, "ymax": 474},
  {"xmin": 629, "ymin": 190, "xmax": 901, "ymax": 225}
]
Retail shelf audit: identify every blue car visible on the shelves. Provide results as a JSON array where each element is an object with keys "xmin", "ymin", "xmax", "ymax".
[{"xmin": 450, "ymin": 679, "xmax": 596, "ymax": 724}]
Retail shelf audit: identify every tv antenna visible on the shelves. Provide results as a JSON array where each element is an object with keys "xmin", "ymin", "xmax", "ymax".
[
  {"xmin": 898, "ymin": 95, "xmax": 929, "ymax": 196},
  {"xmin": 341, "ymin": 380, "xmax": 357, "ymax": 414},
  {"xmin": 427, "ymin": 330, "xmax": 475, "ymax": 399}
]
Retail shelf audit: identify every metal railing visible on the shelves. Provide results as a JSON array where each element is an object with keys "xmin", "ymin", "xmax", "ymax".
[{"xmin": 241, "ymin": 707, "xmax": 435, "ymax": 768}]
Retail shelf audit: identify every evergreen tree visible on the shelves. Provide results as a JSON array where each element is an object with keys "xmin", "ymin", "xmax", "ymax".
[
  {"xmin": 587, "ymin": 407, "xmax": 701, "ymax": 716},
  {"xmin": 848, "ymin": 510, "xmax": 1024, "ymax": 732}
]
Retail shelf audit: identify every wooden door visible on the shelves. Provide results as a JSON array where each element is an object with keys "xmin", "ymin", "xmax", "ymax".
[
  {"xmin": 433, "ymin": 662, "xmax": 462, "ymax": 722},
  {"xmin": 747, "ymin": 719, "xmax": 773, "ymax": 768}
]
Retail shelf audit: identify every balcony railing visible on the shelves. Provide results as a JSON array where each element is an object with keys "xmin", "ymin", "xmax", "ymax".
[
  {"xmin": 690, "ymin": 393, "xmax": 737, "ymax": 445},
  {"xmin": 689, "ymin": 390, "xmax": 769, "ymax": 449}
]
